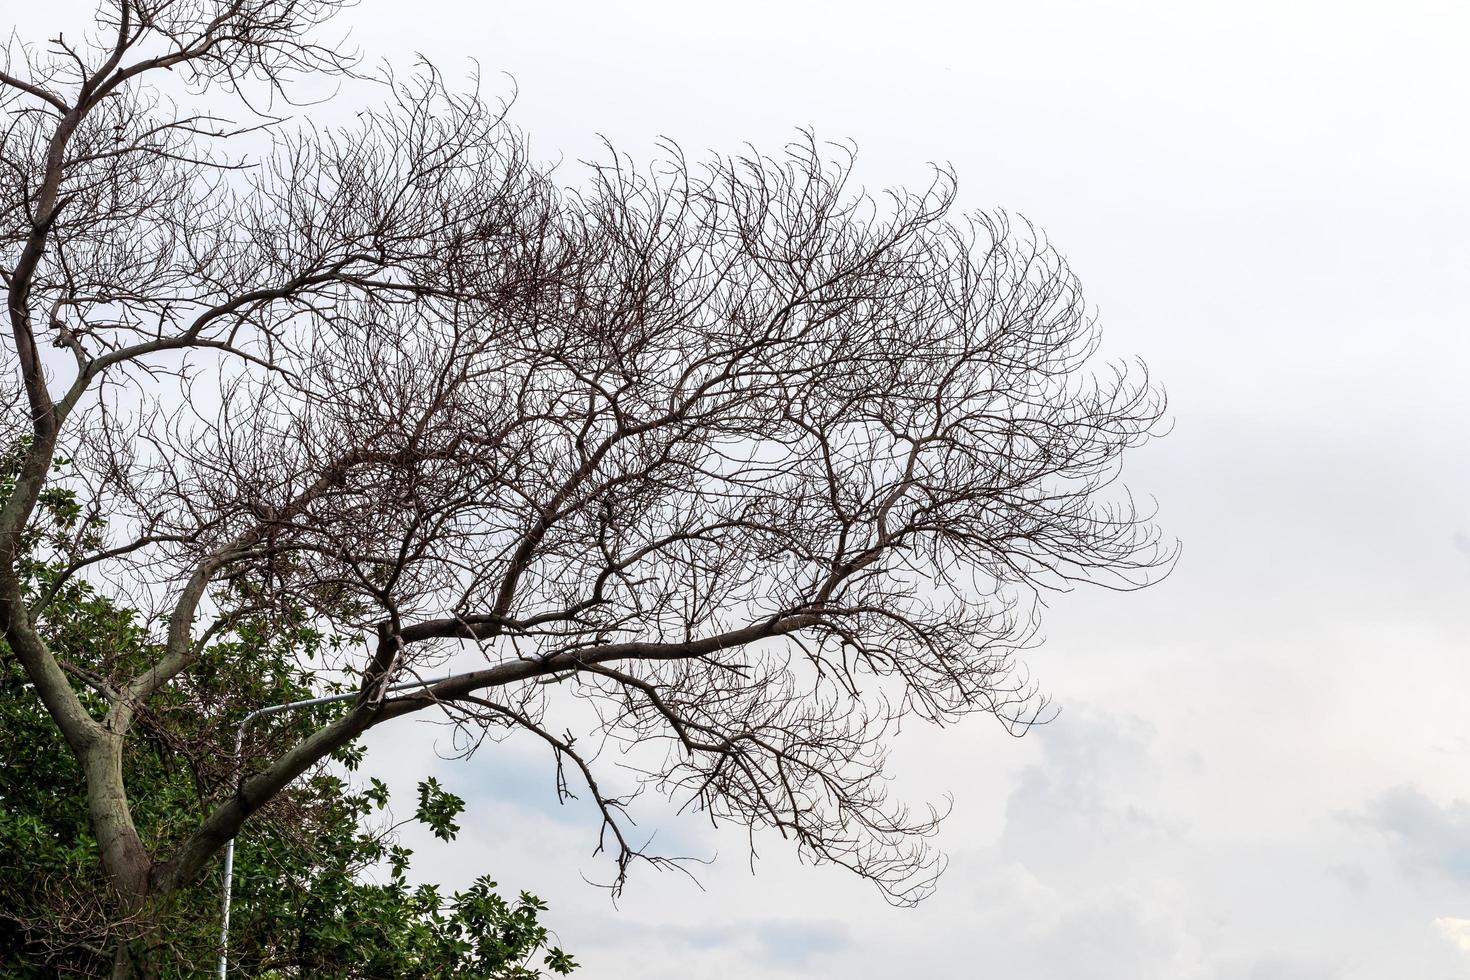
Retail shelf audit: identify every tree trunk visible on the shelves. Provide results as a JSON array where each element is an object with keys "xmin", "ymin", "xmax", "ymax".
[
  {"xmin": 86, "ymin": 733, "xmax": 162, "ymax": 980},
  {"xmin": 85, "ymin": 732, "xmax": 152, "ymax": 896}
]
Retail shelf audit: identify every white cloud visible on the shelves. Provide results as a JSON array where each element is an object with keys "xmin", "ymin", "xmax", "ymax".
[{"xmin": 1435, "ymin": 918, "xmax": 1470, "ymax": 958}]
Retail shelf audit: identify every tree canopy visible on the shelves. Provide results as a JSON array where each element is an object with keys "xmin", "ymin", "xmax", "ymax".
[{"xmin": 1, "ymin": 0, "xmax": 1169, "ymax": 973}]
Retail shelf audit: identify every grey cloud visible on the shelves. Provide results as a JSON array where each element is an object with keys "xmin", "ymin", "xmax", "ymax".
[
  {"xmin": 585, "ymin": 918, "xmax": 851, "ymax": 966},
  {"xmin": 1327, "ymin": 863, "xmax": 1371, "ymax": 893},
  {"xmin": 1231, "ymin": 953, "xmax": 1340, "ymax": 980},
  {"xmin": 1361, "ymin": 785, "xmax": 1470, "ymax": 884},
  {"xmin": 948, "ymin": 710, "xmax": 1202, "ymax": 979},
  {"xmin": 750, "ymin": 920, "xmax": 851, "ymax": 965},
  {"xmin": 999, "ymin": 709, "xmax": 1178, "ymax": 879},
  {"xmin": 1018, "ymin": 899, "xmax": 1186, "ymax": 980},
  {"xmin": 661, "ymin": 923, "xmax": 741, "ymax": 951},
  {"xmin": 1454, "ymin": 530, "xmax": 1470, "ymax": 562}
]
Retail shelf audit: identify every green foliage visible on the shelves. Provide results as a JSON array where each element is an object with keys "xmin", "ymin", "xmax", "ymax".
[
  {"xmin": 0, "ymin": 456, "xmax": 576, "ymax": 977},
  {"xmin": 415, "ymin": 777, "xmax": 467, "ymax": 843}
]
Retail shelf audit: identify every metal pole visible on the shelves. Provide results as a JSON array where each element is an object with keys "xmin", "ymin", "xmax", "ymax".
[{"xmin": 216, "ymin": 674, "xmax": 456, "ymax": 978}]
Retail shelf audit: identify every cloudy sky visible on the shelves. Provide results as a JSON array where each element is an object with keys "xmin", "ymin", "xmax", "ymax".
[
  {"xmin": 21, "ymin": 0, "xmax": 1470, "ymax": 975},
  {"xmin": 350, "ymin": 3, "xmax": 1470, "ymax": 976}
]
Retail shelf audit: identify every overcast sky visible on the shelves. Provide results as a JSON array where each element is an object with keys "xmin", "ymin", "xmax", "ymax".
[
  {"xmin": 358, "ymin": 3, "xmax": 1470, "ymax": 976},
  {"xmin": 20, "ymin": 0, "xmax": 1470, "ymax": 976}
]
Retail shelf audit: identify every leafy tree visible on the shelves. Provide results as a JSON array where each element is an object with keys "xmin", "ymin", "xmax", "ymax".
[
  {"xmin": 1, "ymin": 0, "xmax": 1170, "ymax": 973},
  {"xmin": 0, "ymin": 453, "xmax": 576, "ymax": 977}
]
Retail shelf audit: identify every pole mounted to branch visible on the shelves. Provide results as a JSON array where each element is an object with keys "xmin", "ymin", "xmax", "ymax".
[{"xmin": 216, "ymin": 673, "xmax": 460, "ymax": 979}]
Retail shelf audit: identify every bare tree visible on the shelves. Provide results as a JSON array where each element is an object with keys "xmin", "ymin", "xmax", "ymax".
[{"xmin": 1, "ymin": 0, "xmax": 1171, "ymax": 973}]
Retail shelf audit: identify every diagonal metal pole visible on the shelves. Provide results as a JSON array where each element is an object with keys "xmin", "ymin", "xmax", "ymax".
[{"xmin": 216, "ymin": 674, "xmax": 456, "ymax": 978}]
